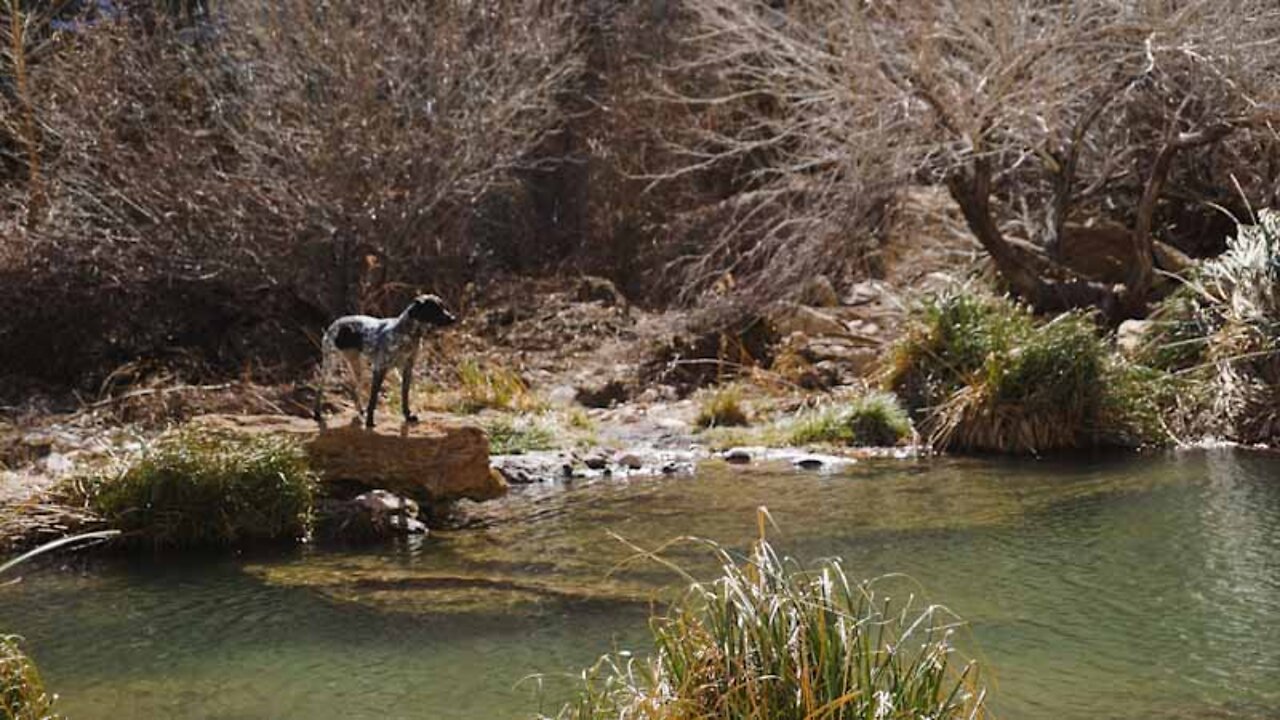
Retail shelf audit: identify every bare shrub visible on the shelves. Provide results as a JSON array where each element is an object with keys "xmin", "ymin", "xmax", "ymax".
[
  {"xmin": 1, "ymin": 0, "xmax": 582, "ymax": 390},
  {"xmin": 658, "ymin": 1, "xmax": 1280, "ymax": 318}
]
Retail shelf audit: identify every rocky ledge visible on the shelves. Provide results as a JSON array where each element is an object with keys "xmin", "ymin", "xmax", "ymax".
[{"xmin": 191, "ymin": 414, "xmax": 507, "ymax": 503}]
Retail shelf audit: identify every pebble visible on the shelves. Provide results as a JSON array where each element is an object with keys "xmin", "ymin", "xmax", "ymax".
[{"xmin": 617, "ymin": 453, "xmax": 644, "ymax": 470}]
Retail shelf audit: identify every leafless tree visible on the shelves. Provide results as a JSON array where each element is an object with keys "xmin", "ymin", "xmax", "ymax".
[{"xmin": 659, "ymin": 0, "xmax": 1280, "ymax": 318}]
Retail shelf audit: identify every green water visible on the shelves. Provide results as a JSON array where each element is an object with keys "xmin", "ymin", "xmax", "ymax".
[{"xmin": 3, "ymin": 450, "xmax": 1280, "ymax": 719}]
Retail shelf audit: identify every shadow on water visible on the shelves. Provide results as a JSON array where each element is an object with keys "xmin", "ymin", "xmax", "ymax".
[{"xmin": 2, "ymin": 449, "xmax": 1279, "ymax": 719}]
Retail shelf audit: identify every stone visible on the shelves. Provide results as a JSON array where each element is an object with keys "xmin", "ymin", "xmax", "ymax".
[
  {"xmin": 723, "ymin": 448, "xmax": 752, "ymax": 464},
  {"xmin": 1117, "ymin": 319, "xmax": 1153, "ymax": 358},
  {"xmin": 584, "ymin": 456, "xmax": 608, "ymax": 470},
  {"xmin": 793, "ymin": 456, "xmax": 826, "ymax": 470},
  {"xmin": 617, "ymin": 453, "xmax": 644, "ymax": 470},
  {"xmin": 315, "ymin": 489, "xmax": 428, "ymax": 541},
  {"xmin": 388, "ymin": 515, "xmax": 429, "ymax": 535},
  {"xmin": 575, "ymin": 379, "xmax": 629, "ymax": 408},
  {"xmin": 770, "ymin": 303, "xmax": 848, "ymax": 337},
  {"xmin": 190, "ymin": 414, "xmax": 505, "ymax": 504},
  {"xmin": 355, "ymin": 489, "xmax": 420, "ymax": 518},
  {"xmin": 546, "ymin": 385, "xmax": 579, "ymax": 407}
]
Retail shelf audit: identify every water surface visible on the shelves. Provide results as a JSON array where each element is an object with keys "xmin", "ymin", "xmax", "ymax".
[{"xmin": 3, "ymin": 450, "xmax": 1279, "ymax": 719}]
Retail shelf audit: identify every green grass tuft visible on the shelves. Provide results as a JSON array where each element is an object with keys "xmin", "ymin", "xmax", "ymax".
[
  {"xmin": 551, "ymin": 536, "xmax": 987, "ymax": 720},
  {"xmin": 67, "ymin": 429, "xmax": 315, "ymax": 549},
  {"xmin": 485, "ymin": 416, "xmax": 558, "ymax": 455},
  {"xmin": 695, "ymin": 385, "xmax": 750, "ymax": 429},
  {"xmin": 789, "ymin": 392, "xmax": 912, "ymax": 447},
  {"xmin": 1, "ymin": 635, "xmax": 61, "ymax": 720},
  {"xmin": 887, "ymin": 286, "xmax": 1170, "ymax": 453}
]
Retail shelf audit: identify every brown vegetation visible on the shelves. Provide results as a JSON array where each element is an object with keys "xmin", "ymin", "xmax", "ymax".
[{"xmin": 3, "ymin": 1, "xmax": 1279, "ymax": 401}]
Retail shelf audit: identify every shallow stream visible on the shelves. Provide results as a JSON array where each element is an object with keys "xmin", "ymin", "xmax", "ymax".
[{"xmin": 3, "ymin": 450, "xmax": 1279, "ymax": 719}]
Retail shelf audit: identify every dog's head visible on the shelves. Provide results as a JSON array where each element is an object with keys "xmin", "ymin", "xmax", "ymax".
[{"xmin": 407, "ymin": 294, "xmax": 457, "ymax": 327}]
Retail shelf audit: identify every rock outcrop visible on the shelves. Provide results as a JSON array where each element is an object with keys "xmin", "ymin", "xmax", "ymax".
[{"xmin": 191, "ymin": 414, "xmax": 506, "ymax": 503}]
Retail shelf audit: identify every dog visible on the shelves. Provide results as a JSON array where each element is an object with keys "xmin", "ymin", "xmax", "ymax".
[{"xmin": 313, "ymin": 294, "xmax": 457, "ymax": 429}]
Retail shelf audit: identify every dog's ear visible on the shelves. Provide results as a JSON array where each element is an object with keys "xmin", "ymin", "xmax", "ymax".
[{"xmin": 409, "ymin": 294, "xmax": 457, "ymax": 326}]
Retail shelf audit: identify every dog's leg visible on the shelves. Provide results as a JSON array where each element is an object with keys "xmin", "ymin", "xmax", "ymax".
[
  {"xmin": 365, "ymin": 366, "xmax": 387, "ymax": 429},
  {"xmin": 313, "ymin": 349, "xmax": 332, "ymax": 425},
  {"xmin": 400, "ymin": 355, "xmax": 419, "ymax": 424},
  {"xmin": 313, "ymin": 334, "xmax": 341, "ymax": 425},
  {"xmin": 342, "ymin": 350, "xmax": 366, "ymax": 423}
]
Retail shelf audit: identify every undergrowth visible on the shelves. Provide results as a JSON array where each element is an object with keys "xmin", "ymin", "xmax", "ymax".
[
  {"xmin": 1137, "ymin": 209, "xmax": 1280, "ymax": 443},
  {"xmin": 550, "ymin": 531, "xmax": 987, "ymax": 720},
  {"xmin": 887, "ymin": 287, "xmax": 1172, "ymax": 453},
  {"xmin": 694, "ymin": 385, "xmax": 750, "ymax": 429},
  {"xmin": 789, "ymin": 392, "xmax": 912, "ymax": 447},
  {"xmin": 64, "ymin": 429, "xmax": 316, "ymax": 549}
]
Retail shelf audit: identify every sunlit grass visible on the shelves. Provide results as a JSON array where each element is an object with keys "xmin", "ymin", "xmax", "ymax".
[
  {"xmin": 886, "ymin": 286, "xmax": 1171, "ymax": 453},
  {"xmin": 484, "ymin": 416, "xmax": 558, "ymax": 455},
  {"xmin": 403, "ymin": 360, "xmax": 545, "ymax": 416},
  {"xmin": 550, "ymin": 529, "xmax": 987, "ymax": 720},
  {"xmin": 789, "ymin": 392, "xmax": 912, "ymax": 447},
  {"xmin": 63, "ymin": 428, "xmax": 315, "ymax": 549}
]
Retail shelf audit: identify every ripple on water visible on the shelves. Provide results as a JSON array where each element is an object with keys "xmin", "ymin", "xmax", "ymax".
[{"xmin": 2, "ymin": 451, "xmax": 1279, "ymax": 719}]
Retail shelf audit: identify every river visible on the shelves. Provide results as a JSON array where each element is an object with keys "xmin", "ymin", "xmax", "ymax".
[{"xmin": 2, "ymin": 449, "xmax": 1278, "ymax": 719}]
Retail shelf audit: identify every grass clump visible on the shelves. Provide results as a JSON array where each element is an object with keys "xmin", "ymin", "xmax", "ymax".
[
  {"xmin": 455, "ymin": 360, "xmax": 542, "ymax": 414},
  {"xmin": 694, "ymin": 385, "xmax": 750, "ymax": 429},
  {"xmin": 552, "ymin": 536, "xmax": 986, "ymax": 720},
  {"xmin": 789, "ymin": 392, "xmax": 912, "ymax": 447},
  {"xmin": 1, "ymin": 635, "xmax": 61, "ymax": 720},
  {"xmin": 485, "ymin": 416, "xmax": 558, "ymax": 455},
  {"xmin": 887, "ymin": 287, "xmax": 1168, "ymax": 453},
  {"xmin": 67, "ymin": 429, "xmax": 315, "ymax": 549},
  {"xmin": 1138, "ymin": 210, "xmax": 1280, "ymax": 443}
]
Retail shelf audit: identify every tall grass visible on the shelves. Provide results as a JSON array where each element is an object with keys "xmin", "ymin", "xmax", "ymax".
[
  {"xmin": 66, "ymin": 429, "xmax": 315, "ymax": 549},
  {"xmin": 887, "ymin": 287, "xmax": 1170, "ymax": 453},
  {"xmin": 695, "ymin": 385, "xmax": 750, "ymax": 429},
  {"xmin": 552, "ymin": 535, "xmax": 985, "ymax": 720},
  {"xmin": 1, "ymin": 635, "xmax": 60, "ymax": 720},
  {"xmin": 1138, "ymin": 209, "xmax": 1280, "ymax": 443},
  {"xmin": 449, "ymin": 361, "xmax": 543, "ymax": 414}
]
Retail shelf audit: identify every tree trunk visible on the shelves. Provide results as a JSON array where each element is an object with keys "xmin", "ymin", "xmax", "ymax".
[{"xmin": 947, "ymin": 158, "xmax": 1120, "ymax": 319}]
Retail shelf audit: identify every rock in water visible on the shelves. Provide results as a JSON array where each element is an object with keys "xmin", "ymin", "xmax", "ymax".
[{"xmin": 191, "ymin": 414, "xmax": 506, "ymax": 503}]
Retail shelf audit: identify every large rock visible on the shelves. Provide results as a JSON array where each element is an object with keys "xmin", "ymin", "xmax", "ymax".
[{"xmin": 191, "ymin": 414, "xmax": 506, "ymax": 503}]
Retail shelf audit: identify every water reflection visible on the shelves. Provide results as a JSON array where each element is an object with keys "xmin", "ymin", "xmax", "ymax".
[{"xmin": 1, "ymin": 451, "xmax": 1278, "ymax": 719}]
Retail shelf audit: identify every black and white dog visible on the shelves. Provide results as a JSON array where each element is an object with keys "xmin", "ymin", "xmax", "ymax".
[{"xmin": 313, "ymin": 294, "xmax": 457, "ymax": 429}]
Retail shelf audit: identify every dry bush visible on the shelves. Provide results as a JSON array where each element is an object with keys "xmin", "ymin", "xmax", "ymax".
[
  {"xmin": 634, "ymin": 1, "xmax": 905, "ymax": 306},
  {"xmin": 658, "ymin": 0, "xmax": 1280, "ymax": 317},
  {"xmin": 0, "ymin": 0, "xmax": 582, "ymax": 392}
]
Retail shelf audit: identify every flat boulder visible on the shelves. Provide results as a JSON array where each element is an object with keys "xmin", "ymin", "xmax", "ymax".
[{"xmin": 191, "ymin": 414, "xmax": 506, "ymax": 503}]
